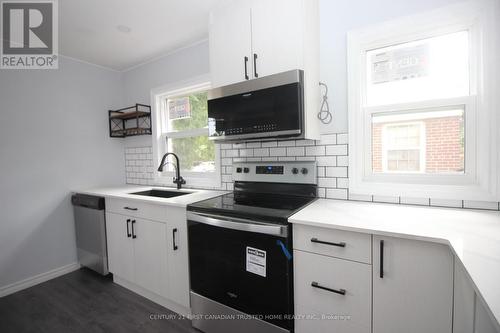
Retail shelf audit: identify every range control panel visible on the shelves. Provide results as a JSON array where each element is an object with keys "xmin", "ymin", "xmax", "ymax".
[{"xmin": 233, "ymin": 161, "xmax": 317, "ymax": 184}]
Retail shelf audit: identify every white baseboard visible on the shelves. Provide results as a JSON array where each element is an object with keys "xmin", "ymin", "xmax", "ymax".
[
  {"xmin": 114, "ymin": 276, "xmax": 191, "ymax": 318},
  {"xmin": 0, "ymin": 262, "xmax": 81, "ymax": 298}
]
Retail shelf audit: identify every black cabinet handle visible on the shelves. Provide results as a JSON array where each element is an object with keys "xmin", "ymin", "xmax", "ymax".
[
  {"xmin": 311, "ymin": 281, "xmax": 346, "ymax": 295},
  {"xmin": 131, "ymin": 220, "xmax": 137, "ymax": 239},
  {"xmin": 126, "ymin": 219, "xmax": 131, "ymax": 238},
  {"xmin": 244, "ymin": 56, "xmax": 249, "ymax": 80},
  {"xmin": 253, "ymin": 53, "xmax": 258, "ymax": 78},
  {"xmin": 124, "ymin": 206, "xmax": 138, "ymax": 211},
  {"xmin": 310, "ymin": 238, "xmax": 346, "ymax": 248},
  {"xmin": 380, "ymin": 240, "xmax": 384, "ymax": 278},
  {"xmin": 172, "ymin": 228, "xmax": 178, "ymax": 251}
]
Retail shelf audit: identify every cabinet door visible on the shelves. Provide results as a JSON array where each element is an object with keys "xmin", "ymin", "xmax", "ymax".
[
  {"xmin": 454, "ymin": 259, "xmax": 475, "ymax": 333},
  {"xmin": 373, "ymin": 236, "xmax": 453, "ymax": 333},
  {"xmin": 166, "ymin": 208, "xmax": 190, "ymax": 308},
  {"xmin": 294, "ymin": 250, "xmax": 371, "ymax": 333},
  {"xmin": 250, "ymin": 0, "xmax": 302, "ymax": 78},
  {"xmin": 209, "ymin": 2, "xmax": 252, "ymax": 88},
  {"xmin": 133, "ymin": 218, "xmax": 168, "ymax": 298},
  {"xmin": 475, "ymin": 295, "xmax": 500, "ymax": 333},
  {"xmin": 106, "ymin": 212, "xmax": 134, "ymax": 283}
]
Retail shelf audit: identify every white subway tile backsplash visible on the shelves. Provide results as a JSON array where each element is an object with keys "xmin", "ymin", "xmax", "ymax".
[
  {"xmin": 233, "ymin": 143, "xmax": 246, "ymax": 149},
  {"xmin": 262, "ymin": 141, "xmax": 278, "ymax": 148},
  {"xmin": 253, "ymin": 148, "xmax": 269, "ymax": 157},
  {"xmin": 336, "ymin": 178, "xmax": 349, "ymax": 189},
  {"xmin": 400, "ymin": 197, "xmax": 430, "ymax": 206},
  {"xmin": 296, "ymin": 156, "xmax": 315, "ymax": 161},
  {"xmin": 326, "ymin": 188, "xmax": 348, "ymax": 200},
  {"xmin": 318, "ymin": 178, "xmax": 336, "ymax": 188},
  {"xmin": 305, "ymin": 145, "xmax": 325, "ymax": 156},
  {"xmin": 316, "ymin": 156, "xmax": 336, "ymax": 167},
  {"xmin": 278, "ymin": 140, "xmax": 296, "ymax": 147},
  {"xmin": 326, "ymin": 145, "xmax": 348, "ymax": 156},
  {"xmin": 124, "ymin": 134, "xmax": 499, "ymax": 212},
  {"xmin": 336, "ymin": 156, "xmax": 349, "ymax": 166},
  {"xmin": 317, "ymin": 167, "xmax": 325, "ymax": 177},
  {"xmin": 286, "ymin": 146, "xmax": 305, "ymax": 156},
  {"xmin": 246, "ymin": 142, "xmax": 261, "ymax": 148},
  {"xmin": 319, "ymin": 134, "xmax": 336, "ymax": 145},
  {"xmin": 348, "ymin": 193, "xmax": 373, "ymax": 202},
  {"xmin": 373, "ymin": 195, "xmax": 400, "ymax": 204},
  {"xmin": 269, "ymin": 147, "xmax": 286, "ymax": 156},
  {"xmin": 463, "ymin": 200, "xmax": 499, "ymax": 210},
  {"xmin": 295, "ymin": 139, "xmax": 315, "ymax": 146},
  {"xmin": 326, "ymin": 167, "xmax": 348, "ymax": 178},
  {"xmin": 240, "ymin": 149, "xmax": 254, "ymax": 157},
  {"xmin": 430, "ymin": 199, "xmax": 463, "ymax": 208},
  {"xmin": 337, "ymin": 133, "xmax": 348, "ymax": 144}
]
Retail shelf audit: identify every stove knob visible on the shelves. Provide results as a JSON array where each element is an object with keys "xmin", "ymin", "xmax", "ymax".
[
  {"xmin": 243, "ymin": 167, "xmax": 250, "ymax": 173},
  {"xmin": 236, "ymin": 167, "xmax": 242, "ymax": 173},
  {"xmin": 292, "ymin": 167, "xmax": 299, "ymax": 175},
  {"xmin": 301, "ymin": 168, "xmax": 308, "ymax": 175}
]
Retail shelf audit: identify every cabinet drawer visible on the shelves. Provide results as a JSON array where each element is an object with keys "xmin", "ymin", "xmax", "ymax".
[
  {"xmin": 294, "ymin": 250, "xmax": 371, "ymax": 333},
  {"xmin": 293, "ymin": 224, "xmax": 371, "ymax": 264},
  {"xmin": 106, "ymin": 198, "xmax": 168, "ymax": 222}
]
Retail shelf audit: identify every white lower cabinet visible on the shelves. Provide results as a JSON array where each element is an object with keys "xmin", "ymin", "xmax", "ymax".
[
  {"xmin": 294, "ymin": 250, "xmax": 372, "ymax": 333},
  {"xmin": 105, "ymin": 203, "xmax": 190, "ymax": 311},
  {"xmin": 453, "ymin": 257, "xmax": 500, "ymax": 333},
  {"xmin": 106, "ymin": 212, "xmax": 135, "ymax": 282},
  {"xmin": 372, "ymin": 235, "xmax": 454, "ymax": 333},
  {"xmin": 132, "ymin": 218, "xmax": 168, "ymax": 298}
]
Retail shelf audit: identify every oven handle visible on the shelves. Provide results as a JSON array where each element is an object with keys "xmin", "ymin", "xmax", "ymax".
[{"xmin": 187, "ymin": 212, "xmax": 288, "ymax": 237}]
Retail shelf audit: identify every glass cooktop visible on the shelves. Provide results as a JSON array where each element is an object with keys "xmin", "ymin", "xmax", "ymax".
[{"xmin": 187, "ymin": 192, "xmax": 317, "ymax": 224}]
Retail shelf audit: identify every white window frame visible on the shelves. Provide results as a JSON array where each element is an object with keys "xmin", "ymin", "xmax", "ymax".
[
  {"xmin": 150, "ymin": 74, "xmax": 221, "ymax": 189},
  {"xmin": 381, "ymin": 121, "xmax": 426, "ymax": 174},
  {"xmin": 348, "ymin": 0, "xmax": 499, "ymax": 201}
]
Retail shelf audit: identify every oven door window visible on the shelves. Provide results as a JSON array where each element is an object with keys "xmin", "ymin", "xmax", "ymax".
[
  {"xmin": 188, "ymin": 220, "xmax": 293, "ymax": 330},
  {"xmin": 208, "ymin": 83, "xmax": 302, "ymax": 137}
]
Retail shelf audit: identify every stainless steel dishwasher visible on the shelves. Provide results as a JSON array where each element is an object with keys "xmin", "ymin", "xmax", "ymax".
[{"xmin": 72, "ymin": 194, "xmax": 109, "ymax": 275}]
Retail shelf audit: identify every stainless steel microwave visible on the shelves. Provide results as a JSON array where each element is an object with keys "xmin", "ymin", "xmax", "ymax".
[{"xmin": 208, "ymin": 69, "xmax": 304, "ymax": 142}]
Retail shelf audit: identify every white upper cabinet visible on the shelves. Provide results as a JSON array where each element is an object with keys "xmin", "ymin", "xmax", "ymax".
[
  {"xmin": 372, "ymin": 235, "xmax": 454, "ymax": 333},
  {"xmin": 209, "ymin": 1, "xmax": 252, "ymax": 88},
  {"xmin": 250, "ymin": 0, "xmax": 302, "ymax": 79},
  {"xmin": 209, "ymin": 0, "xmax": 318, "ymax": 88}
]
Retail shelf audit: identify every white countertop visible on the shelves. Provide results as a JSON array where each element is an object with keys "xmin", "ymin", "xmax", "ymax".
[
  {"xmin": 74, "ymin": 185, "xmax": 226, "ymax": 208},
  {"xmin": 289, "ymin": 199, "xmax": 500, "ymax": 328}
]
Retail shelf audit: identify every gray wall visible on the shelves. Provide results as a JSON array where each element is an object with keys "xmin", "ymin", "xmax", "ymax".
[{"xmin": 0, "ymin": 57, "xmax": 125, "ymax": 288}]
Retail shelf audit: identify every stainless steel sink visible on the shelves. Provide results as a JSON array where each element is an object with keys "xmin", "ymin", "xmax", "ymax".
[{"xmin": 130, "ymin": 189, "xmax": 192, "ymax": 198}]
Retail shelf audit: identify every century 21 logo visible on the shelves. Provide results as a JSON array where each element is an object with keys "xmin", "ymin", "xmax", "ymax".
[{"xmin": 1, "ymin": 1, "xmax": 57, "ymax": 69}]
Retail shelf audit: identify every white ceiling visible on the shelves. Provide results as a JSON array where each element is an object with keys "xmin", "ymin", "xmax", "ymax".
[{"xmin": 59, "ymin": 0, "xmax": 224, "ymax": 71}]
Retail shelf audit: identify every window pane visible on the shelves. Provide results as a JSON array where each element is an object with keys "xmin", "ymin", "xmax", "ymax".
[
  {"xmin": 169, "ymin": 136, "xmax": 215, "ymax": 173},
  {"xmin": 167, "ymin": 91, "xmax": 208, "ymax": 131},
  {"xmin": 366, "ymin": 31, "xmax": 469, "ymax": 106},
  {"xmin": 372, "ymin": 108, "xmax": 465, "ymax": 174}
]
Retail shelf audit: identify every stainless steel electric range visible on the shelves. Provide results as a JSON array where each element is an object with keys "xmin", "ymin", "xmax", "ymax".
[{"xmin": 187, "ymin": 161, "xmax": 318, "ymax": 333}]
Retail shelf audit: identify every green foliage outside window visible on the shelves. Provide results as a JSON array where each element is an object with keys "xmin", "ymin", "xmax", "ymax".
[{"xmin": 168, "ymin": 92, "xmax": 215, "ymax": 172}]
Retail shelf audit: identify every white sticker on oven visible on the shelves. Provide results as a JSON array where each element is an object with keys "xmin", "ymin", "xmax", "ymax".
[{"xmin": 246, "ymin": 246, "xmax": 266, "ymax": 277}]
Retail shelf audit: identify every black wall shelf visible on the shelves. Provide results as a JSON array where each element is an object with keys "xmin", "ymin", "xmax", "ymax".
[{"xmin": 109, "ymin": 104, "xmax": 152, "ymax": 138}]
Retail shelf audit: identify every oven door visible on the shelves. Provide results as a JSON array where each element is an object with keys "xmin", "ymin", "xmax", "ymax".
[
  {"xmin": 208, "ymin": 70, "xmax": 303, "ymax": 141},
  {"xmin": 187, "ymin": 212, "xmax": 293, "ymax": 331}
]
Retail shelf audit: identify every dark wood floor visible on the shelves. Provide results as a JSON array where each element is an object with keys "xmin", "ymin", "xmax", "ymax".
[{"xmin": 0, "ymin": 268, "xmax": 199, "ymax": 333}]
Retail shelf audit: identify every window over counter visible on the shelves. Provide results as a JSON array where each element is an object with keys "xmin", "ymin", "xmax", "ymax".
[
  {"xmin": 151, "ymin": 77, "xmax": 221, "ymax": 188},
  {"xmin": 348, "ymin": 0, "xmax": 499, "ymax": 201}
]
